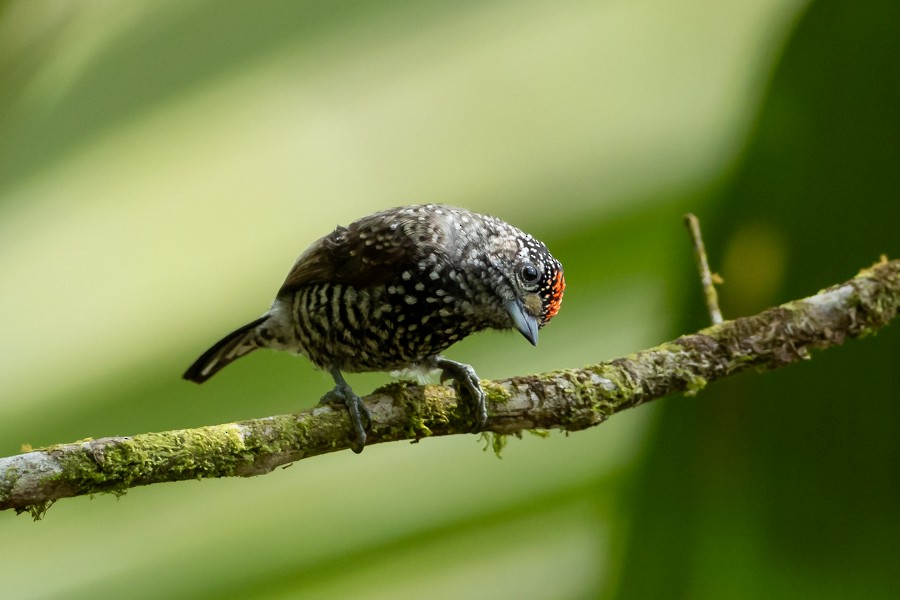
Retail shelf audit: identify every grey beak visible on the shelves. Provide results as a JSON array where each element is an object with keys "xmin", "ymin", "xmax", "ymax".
[{"xmin": 506, "ymin": 299, "xmax": 539, "ymax": 346}]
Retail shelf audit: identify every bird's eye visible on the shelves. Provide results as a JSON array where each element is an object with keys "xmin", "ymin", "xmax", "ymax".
[{"xmin": 520, "ymin": 263, "xmax": 540, "ymax": 283}]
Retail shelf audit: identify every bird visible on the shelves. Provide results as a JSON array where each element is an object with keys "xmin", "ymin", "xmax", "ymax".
[{"xmin": 183, "ymin": 204, "xmax": 565, "ymax": 453}]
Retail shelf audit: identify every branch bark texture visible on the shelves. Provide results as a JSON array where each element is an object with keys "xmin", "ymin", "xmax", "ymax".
[{"xmin": 2, "ymin": 259, "xmax": 898, "ymax": 518}]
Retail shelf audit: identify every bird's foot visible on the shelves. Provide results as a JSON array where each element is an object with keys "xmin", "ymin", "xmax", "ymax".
[
  {"xmin": 320, "ymin": 383, "xmax": 371, "ymax": 454},
  {"xmin": 435, "ymin": 357, "xmax": 488, "ymax": 431}
]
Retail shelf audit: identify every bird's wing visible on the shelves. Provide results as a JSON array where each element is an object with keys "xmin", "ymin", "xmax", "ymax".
[{"xmin": 277, "ymin": 210, "xmax": 451, "ymax": 296}]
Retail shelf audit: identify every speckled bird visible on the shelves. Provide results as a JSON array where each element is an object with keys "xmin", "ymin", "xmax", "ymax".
[{"xmin": 183, "ymin": 204, "xmax": 565, "ymax": 452}]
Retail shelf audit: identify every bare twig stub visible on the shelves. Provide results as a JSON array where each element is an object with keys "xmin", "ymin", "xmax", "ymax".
[
  {"xmin": 1, "ymin": 259, "xmax": 898, "ymax": 518},
  {"xmin": 684, "ymin": 213, "xmax": 724, "ymax": 324}
]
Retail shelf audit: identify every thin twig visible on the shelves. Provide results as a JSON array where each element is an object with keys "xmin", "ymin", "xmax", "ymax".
[
  {"xmin": 1, "ymin": 259, "xmax": 898, "ymax": 519},
  {"xmin": 684, "ymin": 213, "xmax": 724, "ymax": 324}
]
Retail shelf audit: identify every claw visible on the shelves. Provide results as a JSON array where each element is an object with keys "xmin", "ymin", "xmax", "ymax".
[
  {"xmin": 322, "ymin": 370, "xmax": 371, "ymax": 453},
  {"xmin": 434, "ymin": 357, "xmax": 488, "ymax": 430}
]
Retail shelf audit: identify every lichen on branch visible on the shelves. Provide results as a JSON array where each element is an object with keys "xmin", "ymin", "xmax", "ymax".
[{"xmin": 1, "ymin": 259, "xmax": 897, "ymax": 519}]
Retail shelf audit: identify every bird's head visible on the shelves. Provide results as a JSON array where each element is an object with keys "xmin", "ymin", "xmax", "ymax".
[{"xmin": 501, "ymin": 238, "xmax": 565, "ymax": 346}]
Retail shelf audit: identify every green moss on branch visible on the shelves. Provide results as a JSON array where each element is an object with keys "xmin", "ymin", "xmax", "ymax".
[{"xmin": 1, "ymin": 259, "xmax": 897, "ymax": 518}]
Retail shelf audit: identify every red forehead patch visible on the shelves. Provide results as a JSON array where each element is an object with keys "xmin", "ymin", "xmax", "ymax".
[{"xmin": 542, "ymin": 271, "xmax": 565, "ymax": 324}]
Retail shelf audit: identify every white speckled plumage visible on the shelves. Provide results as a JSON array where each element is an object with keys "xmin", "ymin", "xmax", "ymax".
[{"xmin": 184, "ymin": 204, "xmax": 565, "ymax": 452}]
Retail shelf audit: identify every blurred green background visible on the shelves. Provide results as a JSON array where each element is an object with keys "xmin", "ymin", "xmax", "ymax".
[{"xmin": 1, "ymin": 1, "xmax": 898, "ymax": 598}]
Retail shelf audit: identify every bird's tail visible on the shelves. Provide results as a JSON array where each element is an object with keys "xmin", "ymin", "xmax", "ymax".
[{"xmin": 183, "ymin": 315, "xmax": 270, "ymax": 383}]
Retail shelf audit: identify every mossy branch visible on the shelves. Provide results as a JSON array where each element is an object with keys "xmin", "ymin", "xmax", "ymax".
[{"xmin": 2, "ymin": 259, "xmax": 898, "ymax": 519}]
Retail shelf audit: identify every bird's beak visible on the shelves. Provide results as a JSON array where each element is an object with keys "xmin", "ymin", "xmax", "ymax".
[{"xmin": 506, "ymin": 299, "xmax": 539, "ymax": 346}]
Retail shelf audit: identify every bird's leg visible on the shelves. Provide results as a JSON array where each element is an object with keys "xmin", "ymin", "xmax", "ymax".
[
  {"xmin": 433, "ymin": 357, "xmax": 488, "ymax": 430},
  {"xmin": 320, "ymin": 369, "xmax": 371, "ymax": 453}
]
